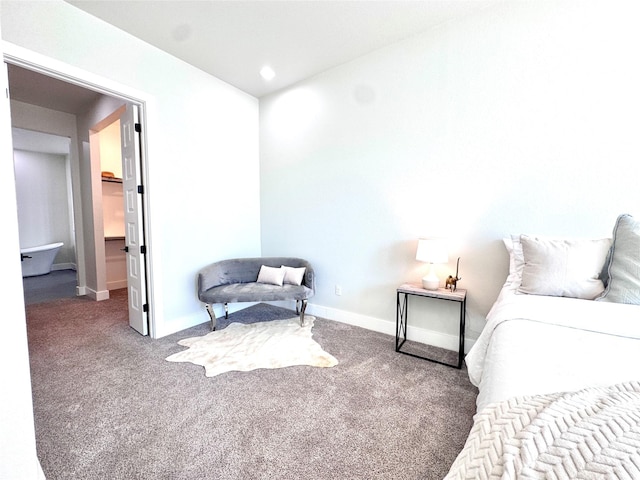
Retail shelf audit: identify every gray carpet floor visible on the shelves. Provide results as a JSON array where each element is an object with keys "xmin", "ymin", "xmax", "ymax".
[{"xmin": 25, "ymin": 292, "xmax": 478, "ymax": 479}]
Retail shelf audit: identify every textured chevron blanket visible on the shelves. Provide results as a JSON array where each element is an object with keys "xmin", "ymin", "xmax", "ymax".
[{"xmin": 444, "ymin": 381, "xmax": 640, "ymax": 479}]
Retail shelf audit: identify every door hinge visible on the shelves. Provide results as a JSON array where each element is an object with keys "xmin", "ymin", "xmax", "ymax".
[
  {"xmin": 140, "ymin": 245, "xmax": 147, "ymax": 254},
  {"xmin": 138, "ymin": 185, "xmax": 144, "ymax": 194},
  {"xmin": 143, "ymin": 303, "xmax": 149, "ymax": 313},
  {"xmin": 135, "ymin": 123, "xmax": 142, "ymax": 133}
]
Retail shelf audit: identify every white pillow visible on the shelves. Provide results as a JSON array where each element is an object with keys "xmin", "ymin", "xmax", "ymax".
[
  {"xmin": 517, "ymin": 235, "xmax": 611, "ymax": 299},
  {"xmin": 503, "ymin": 235, "xmax": 525, "ymax": 288},
  {"xmin": 256, "ymin": 265, "xmax": 285, "ymax": 286},
  {"xmin": 281, "ymin": 266, "xmax": 306, "ymax": 286}
]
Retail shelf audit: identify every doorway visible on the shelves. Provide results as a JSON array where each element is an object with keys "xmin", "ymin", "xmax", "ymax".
[
  {"xmin": 6, "ymin": 60, "xmax": 154, "ymax": 337},
  {"xmin": 12, "ymin": 127, "xmax": 78, "ymax": 305}
]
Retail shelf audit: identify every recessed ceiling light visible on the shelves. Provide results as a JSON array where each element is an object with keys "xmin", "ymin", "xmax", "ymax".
[{"xmin": 260, "ymin": 66, "xmax": 276, "ymax": 81}]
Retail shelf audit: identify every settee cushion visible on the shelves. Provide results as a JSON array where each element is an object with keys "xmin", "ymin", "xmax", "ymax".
[{"xmin": 199, "ymin": 282, "xmax": 313, "ymax": 304}]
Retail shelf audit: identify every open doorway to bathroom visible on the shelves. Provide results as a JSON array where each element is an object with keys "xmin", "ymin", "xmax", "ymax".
[
  {"xmin": 12, "ymin": 128, "xmax": 79, "ymax": 305},
  {"xmin": 6, "ymin": 60, "xmax": 153, "ymax": 336}
]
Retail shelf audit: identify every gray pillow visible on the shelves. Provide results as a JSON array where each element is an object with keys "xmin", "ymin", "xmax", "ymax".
[{"xmin": 597, "ymin": 214, "xmax": 640, "ymax": 304}]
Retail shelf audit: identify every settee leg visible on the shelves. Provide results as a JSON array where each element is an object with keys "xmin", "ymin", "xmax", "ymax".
[
  {"xmin": 205, "ymin": 304, "xmax": 217, "ymax": 331},
  {"xmin": 299, "ymin": 299, "xmax": 308, "ymax": 326},
  {"xmin": 224, "ymin": 303, "xmax": 229, "ymax": 319}
]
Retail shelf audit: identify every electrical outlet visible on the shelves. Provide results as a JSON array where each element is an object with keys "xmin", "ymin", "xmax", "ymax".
[{"xmin": 335, "ymin": 284, "xmax": 342, "ymax": 296}]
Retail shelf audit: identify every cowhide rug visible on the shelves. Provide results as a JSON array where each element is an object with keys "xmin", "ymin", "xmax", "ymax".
[{"xmin": 165, "ymin": 316, "xmax": 338, "ymax": 377}]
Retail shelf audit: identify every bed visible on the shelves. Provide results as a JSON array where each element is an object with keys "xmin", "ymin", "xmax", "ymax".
[{"xmin": 444, "ymin": 214, "xmax": 640, "ymax": 479}]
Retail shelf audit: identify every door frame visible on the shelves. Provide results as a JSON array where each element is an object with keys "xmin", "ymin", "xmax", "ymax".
[
  {"xmin": 88, "ymin": 105, "xmax": 127, "ymax": 299},
  {"xmin": 3, "ymin": 42, "xmax": 158, "ymax": 338}
]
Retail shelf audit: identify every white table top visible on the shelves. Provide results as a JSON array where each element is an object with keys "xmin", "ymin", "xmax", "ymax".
[{"xmin": 397, "ymin": 283, "xmax": 466, "ymax": 302}]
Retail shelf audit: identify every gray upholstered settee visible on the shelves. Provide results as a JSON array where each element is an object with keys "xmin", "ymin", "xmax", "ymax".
[{"xmin": 197, "ymin": 257, "xmax": 315, "ymax": 330}]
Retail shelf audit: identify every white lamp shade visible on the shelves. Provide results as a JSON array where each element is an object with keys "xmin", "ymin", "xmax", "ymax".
[
  {"xmin": 416, "ymin": 238, "xmax": 448, "ymax": 264},
  {"xmin": 416, "ymin": 237, "xmax": 448, "ymax": 290}
]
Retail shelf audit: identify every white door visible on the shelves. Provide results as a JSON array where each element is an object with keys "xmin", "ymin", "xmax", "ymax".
[{"xmin": 120, "ymin": 103, "xmax": 148, "ymax": 335}]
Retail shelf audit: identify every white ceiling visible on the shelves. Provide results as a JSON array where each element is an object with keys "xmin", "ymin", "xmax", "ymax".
[
  {"xmin": 8, "ymin": 2, "xmax": 503, "ymax": 154},
  {"xmin": 8, "ymin": 64, "xmax": 102, "ymax": 114},
  {"xmin": 66, "ymin": 0, "xmax": 502, "ymax": 98}
]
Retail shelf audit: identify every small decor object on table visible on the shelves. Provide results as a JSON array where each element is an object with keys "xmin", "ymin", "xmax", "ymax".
[
  {"xmin": 445, "ymin": 257, "xmax": 462, "ymax": 291},
  {"xmin": 395, "ymin": 283, "xmax": 467, "ymax": 369}
]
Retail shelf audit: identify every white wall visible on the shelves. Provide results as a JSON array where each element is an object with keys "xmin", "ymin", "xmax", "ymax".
[
  {"xmin": 11, "ymin": 102, "xmax": 80, "ymax": 268},
  {"xmin": 102, "ymin": 180, "xmax": 125, "ymax": 238},
  {"xmin": 260, "ymin": 0, "xmax": 640, "ymax": 346},
  {"xmin": 2, "ymin": 0, "xmax": 261, "ymax": 336},
  {"xmin": 0, "ymin": 9, "xmax": 42, "ymax": 480},
  {"xmin": 98, "ymin": 119, "xmax": 122, "ymax": 178},
  {"xmin": 1, "ymin": 2, "xmax": 259, "ymax": 476},
  {"xmin": 13, "ymin": 149, "xmax": 74, "ymax": 265},
  {"xmin": 102, "ymin": 178, "xmax": 127, "ymax": 290}
]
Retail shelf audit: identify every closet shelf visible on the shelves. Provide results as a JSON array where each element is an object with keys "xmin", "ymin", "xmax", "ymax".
[{"xmin": 102, "ymin": 177, "xmax": 123, "ymax": 184}]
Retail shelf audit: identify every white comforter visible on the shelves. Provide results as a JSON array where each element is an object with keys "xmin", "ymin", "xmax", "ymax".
[{"xmin": 466, "ymin": 285, "xmax": 640, "ymax": 412}]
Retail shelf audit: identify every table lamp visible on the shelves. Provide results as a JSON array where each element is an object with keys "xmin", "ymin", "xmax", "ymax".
[{"xmin": 416, "ymin": 237, "xmax": 448, "ymax": 290}]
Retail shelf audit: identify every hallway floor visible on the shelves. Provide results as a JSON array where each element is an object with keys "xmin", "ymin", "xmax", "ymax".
[{"xmin": 23, "ymin": 269, "xmax": 78, "ymax": 305}]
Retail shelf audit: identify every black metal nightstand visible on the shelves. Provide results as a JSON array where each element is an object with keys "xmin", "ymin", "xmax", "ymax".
[{"xmin": 396, "ymin": 283, "xmax": 467, "ymax": 369}]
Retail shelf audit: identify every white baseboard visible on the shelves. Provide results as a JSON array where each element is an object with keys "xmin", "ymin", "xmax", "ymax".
[
  {"xmin": 154, "ymin": 303, "xmax": 258, "ymax": 338},
  {"xmin": 157, "ymin": 300, "xmax": 475, "ymax": 354},
  {"xmin": 75, "ymin": 279, "xmax": 126, "ymax": 295},
  {"xmin": 83, "ymin": 287, "xmax": 110, "ymax": 301},
  {"xmin": 155, "ymin": 313, "xmax": 202, "ymax": 338},
  {"xmin": 107, "ymin": 280, "xmax": 127, "ymax": 290},
  {"xmin": 96, "ymin": 290, "xmax": 110, "ymax": 301},
  {"xmin": 271, "ymin": 300, "xmax": 475, "ymax": 354},
  {"xmin": 51, "ymin": 263, "xmax": 75, "ymax": 271}
]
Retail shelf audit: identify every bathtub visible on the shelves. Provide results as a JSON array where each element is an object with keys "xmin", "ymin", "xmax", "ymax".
[{"xmin": 20, "ymin": 242, "xmax": 64, "ymax": 277}]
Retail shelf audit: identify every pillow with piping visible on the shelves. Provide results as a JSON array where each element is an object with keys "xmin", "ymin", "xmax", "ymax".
[
  {"xmin": 597, "ymin": 214, "xmax": 640, "ymax": 304},
  {"xmin": 518, "ymin": 235, "xmax": 611, "ymax": 299},
  {"xmin": 256, "ymin": 265, "xmax": 285, "ymax": 286},
  {"xmin": 503, "ymin": 235, "xmax": 525, "ymax": 288},
  {"xmin": 281, "ymin": 266, "xmax": 306, "ymax": 286}
]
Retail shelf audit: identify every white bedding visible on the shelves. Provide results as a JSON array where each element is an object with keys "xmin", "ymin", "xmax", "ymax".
[
  {"xmin": 448, "ymin": 224, "xmax": 640, "ymax": 478},
  {"xmin": 444, "ymin": 380, "xmax": 640, "ymax": 479},
  {"xmin": 466, "ymin": 284, "xmax": 640, "ymax": 412}
]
